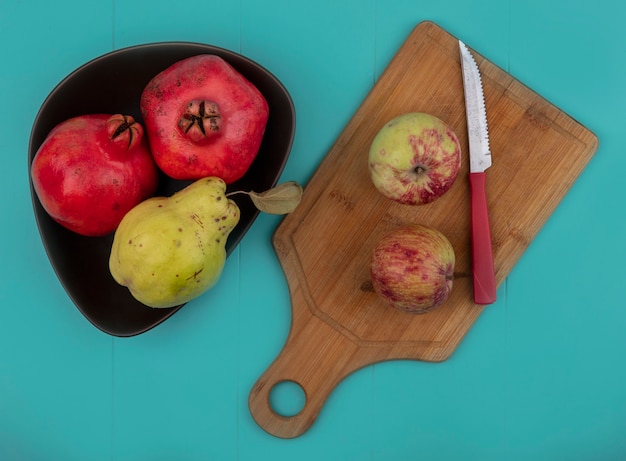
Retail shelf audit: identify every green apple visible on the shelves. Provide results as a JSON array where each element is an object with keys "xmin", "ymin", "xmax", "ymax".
[{"xmin": 368, "ymin": 112, "xmax": 461, "ymax": 205}]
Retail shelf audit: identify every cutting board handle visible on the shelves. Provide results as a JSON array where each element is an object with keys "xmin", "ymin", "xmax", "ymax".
[{"xmin": 248, "ymin": 311, "xmax": 360, "ymax": 438}]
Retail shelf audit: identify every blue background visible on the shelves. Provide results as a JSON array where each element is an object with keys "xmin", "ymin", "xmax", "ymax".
[{"xmin": 1, "ymin": 0, "xmax": 625, "ymax": 459}]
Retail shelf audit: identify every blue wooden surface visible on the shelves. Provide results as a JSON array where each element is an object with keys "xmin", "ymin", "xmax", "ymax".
[{"xmin": 1, "ymin": 1, "xmax": 625, "ymax": 459}]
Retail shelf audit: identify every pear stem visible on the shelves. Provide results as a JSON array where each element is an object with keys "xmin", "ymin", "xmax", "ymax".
[{"xmin": 225, "ymin": 190, "xmax": 249, "ymax": 198}]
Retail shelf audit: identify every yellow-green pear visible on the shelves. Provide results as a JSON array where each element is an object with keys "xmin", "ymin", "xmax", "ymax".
[{"xmin": 109, "ymin": 177, "xmax": 239, "ymax": 308}]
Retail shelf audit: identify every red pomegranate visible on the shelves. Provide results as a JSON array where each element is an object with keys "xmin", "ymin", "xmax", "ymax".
[
  {"xmin": 31, "ymin": 114, "xmax": 159, "ymax": 237},
  {"xmin": 140, "ymin": 54, "xmax": 269, "ymax": 184}
]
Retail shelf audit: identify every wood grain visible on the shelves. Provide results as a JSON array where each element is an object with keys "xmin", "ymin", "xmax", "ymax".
[{"xmin": 248, "ymin": 21, "xmax": 598, "ymax": 438}]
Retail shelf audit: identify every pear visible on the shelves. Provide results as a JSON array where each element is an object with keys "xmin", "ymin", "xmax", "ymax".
[{"xmin": 109, "ymin": 177, "xmax": 240, "ymax": 308}]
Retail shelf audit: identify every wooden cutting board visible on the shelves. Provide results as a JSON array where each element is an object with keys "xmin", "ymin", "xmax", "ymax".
[{"xmin": 248, "ymin": 21, "xmax": 598, "ymax": 438}]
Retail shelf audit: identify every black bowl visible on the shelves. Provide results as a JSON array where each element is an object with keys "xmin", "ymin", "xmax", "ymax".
[{"xmin": 28, "ymin": 43, "xmax": 295, "ymax": 337}]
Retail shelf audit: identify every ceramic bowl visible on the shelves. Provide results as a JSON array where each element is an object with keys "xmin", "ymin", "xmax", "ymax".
[{"xmin": 28, "ymin": 42, "xmax": 295, "ymax": 337}]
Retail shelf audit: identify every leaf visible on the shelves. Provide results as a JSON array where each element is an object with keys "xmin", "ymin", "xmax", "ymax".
[{"xmin": 248, "ymin": 181, "xmax": 303, "ymax": 214}]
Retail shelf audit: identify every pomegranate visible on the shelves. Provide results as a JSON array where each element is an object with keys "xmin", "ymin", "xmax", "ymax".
[
  {"xmin": 31, "ymin": 114, "xmax": 159, "ymax": 237},
  {"xmin": 140, "ymin": 54, "xmax": 269, "ymax": 184}
]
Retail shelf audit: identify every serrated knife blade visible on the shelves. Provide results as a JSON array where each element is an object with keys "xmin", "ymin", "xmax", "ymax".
[{"xmin": 459, "ymin": 40, "xmax": 496, "ymax": 305}]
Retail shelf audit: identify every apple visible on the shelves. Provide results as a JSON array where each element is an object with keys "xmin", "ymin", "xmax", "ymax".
[
  {"xmin": 368, "ymin": 112, "xmax": 461, "ymax": 205},
  {"xmin": 370, "ymin": 224, "xmax": 455, "ymax": 313}
]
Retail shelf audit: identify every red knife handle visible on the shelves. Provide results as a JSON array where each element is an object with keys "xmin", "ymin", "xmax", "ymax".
[{"xmin": 469, "ymin": 172, "xmax": 497, "ymax": 304}]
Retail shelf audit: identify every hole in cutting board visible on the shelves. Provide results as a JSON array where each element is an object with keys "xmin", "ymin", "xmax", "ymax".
[{"xmin": 269, "ymin": 380, "xmax": 306, "ymax": 417}]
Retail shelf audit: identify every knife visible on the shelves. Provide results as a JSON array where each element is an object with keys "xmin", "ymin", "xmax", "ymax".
[{"xmin": 459, "ymin": 40, "xmax": 497, "ymax": 305}]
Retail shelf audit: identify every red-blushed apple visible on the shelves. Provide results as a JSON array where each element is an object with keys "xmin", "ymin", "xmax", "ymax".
[
  {"xmin": 368, "ymin": 112, "xmax": 461, "ymax": 205},
  {"xmin": 370, "ymin": 224, "xmax": 455, "ymax": 313}
]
